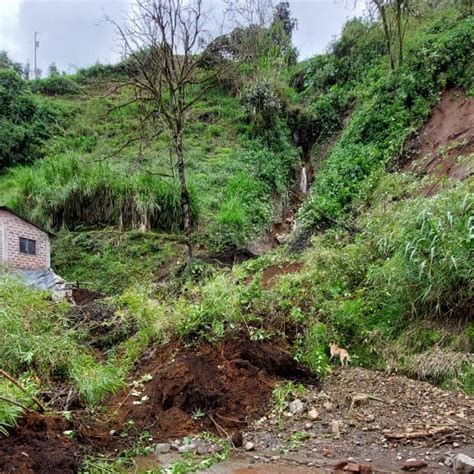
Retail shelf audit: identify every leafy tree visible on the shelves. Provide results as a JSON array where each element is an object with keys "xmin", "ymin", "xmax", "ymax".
[
  {"xmin": 0, "ymin": 69, "xmax": 61, "ymax": 169},
  {"xmin": 48, "ymin": 62, "xmax": 60, "ymax": 77},
  {"xmin": 0, "ymin": 51, "xmax": 22, "ymax": 74},
  {"xmin": 367, "ymin": 0, "xmax": 414, "ymax": 69},
  {"xmin": 272, "ymin": 2, "xmax": 297, "ymax": 39}
]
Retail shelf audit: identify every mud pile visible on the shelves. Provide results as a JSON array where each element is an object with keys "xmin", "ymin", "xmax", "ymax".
[
  {"xmin": 0, "ymin": 413, "xmax": 79, "ymax": 474},
  {"xmin": 261, "ymin": 261, "xmax": 304, "ymax": 289},
  {"xmin": 106, "ymin": 337, "xmax": 317, "ymax": 442}
]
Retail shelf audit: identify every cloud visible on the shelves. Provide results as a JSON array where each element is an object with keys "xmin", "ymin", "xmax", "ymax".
[
  {"xmin": 0, "ymin": 0, "xmax": 363, "ymax": 73},
  {"xmin": 0, "ymin": 0, "xmax": 22, "ymax": 58}
]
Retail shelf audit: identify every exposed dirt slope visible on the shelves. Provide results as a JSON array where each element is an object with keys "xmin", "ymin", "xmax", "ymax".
[
  {"xmin": 404, "ymin": 89, "xmax": 474, "ymax": 195},
  {"xmin": 76, "ymin": 336, "xmax": 317, "ymax": 449}
]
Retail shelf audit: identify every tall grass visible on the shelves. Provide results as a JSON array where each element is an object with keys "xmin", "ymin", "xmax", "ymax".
[
  {"xmin": 0, "ymin": 276, "xmax": 128, "ymax": 430},
  {"xmin": 4, "ymin": 154, "xmax": 198, "ymax": 232}
]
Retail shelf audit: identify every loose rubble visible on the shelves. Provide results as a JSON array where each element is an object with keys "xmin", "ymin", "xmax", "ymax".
[{"xmin": 236, "ymin": 367, "xmax": 474, "ymax": 472}]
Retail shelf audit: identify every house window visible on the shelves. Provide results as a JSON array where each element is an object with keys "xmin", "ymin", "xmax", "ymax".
[{"xmin": 19, "ymin": 237, "xmax": 36, "ymax": 255}]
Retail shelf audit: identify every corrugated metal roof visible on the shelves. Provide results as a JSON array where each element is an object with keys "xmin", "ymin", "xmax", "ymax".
[{"xmin": 12, "ymin": 268, "xmax": 66, "ymax": 291}]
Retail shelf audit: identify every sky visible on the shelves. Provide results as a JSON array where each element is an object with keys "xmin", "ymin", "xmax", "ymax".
[{"xmin": 0, "ymin": 0, "xmax": 365, "ymax": 75}]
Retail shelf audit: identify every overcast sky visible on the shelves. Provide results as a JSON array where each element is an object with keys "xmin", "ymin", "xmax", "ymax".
[{"xmin": 0, "ymin": 0, "xmax": 364, "ymax": 75}]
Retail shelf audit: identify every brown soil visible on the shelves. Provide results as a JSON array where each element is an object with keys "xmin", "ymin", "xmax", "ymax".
[
  {"xmin": 68, "ymin": 300, "xmax": 137, "ymax": 350},
  {"xmin": 404, "ymin": 89, "xmax": 474, "ymax": 196},
  {"xmin": 0, "ymin": 413, "xmax": 79, "ymax": 474},
  {"xmin": 261, "ymin": 261, "xmax": 304, "ymax": 289},
  {"xmin": 70, "ymin": 287, "xmax": 101, "ymax": 306},
  {"xmin": 100, "ymin": 337, "xmax": 317, "ymax": 444}
]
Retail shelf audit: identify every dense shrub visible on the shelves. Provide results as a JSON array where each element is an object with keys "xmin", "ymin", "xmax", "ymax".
[
  {"xmin": 31, "ymin": 75, "xmax": 81, "ymax": 96},
  {"xmin": 76, "ymin": 62, "xmax": 128, "ymax": 83},
  {"xmin": 0, "ymin": 276, "xmax": 125, "ymax": 430},
  {"xmin": 0, "ymin": 69, "xmax": 63, "ymax": 169},
  {"xmin": 299, "ymin": 13, "xmax": 474, "ymax": 230}
]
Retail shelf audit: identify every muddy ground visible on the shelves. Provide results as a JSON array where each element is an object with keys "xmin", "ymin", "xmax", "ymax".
[
  {"xmin": 228, "ymin": 367, "xmax": 474, "ymax": 473},
  {"xmin": 2, "ymin": 344, "xmax": 473, "ymax": 473},
  {"xmin": 0, "ymin": 413, "xmax": 79, "ymax": 474},
  {"xmin": 101, "ymin": 337, "xmax": 316, "ymax": 444}
]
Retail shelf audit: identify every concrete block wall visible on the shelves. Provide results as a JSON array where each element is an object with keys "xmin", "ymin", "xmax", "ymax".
[{"xmin": 0, "ymin": 209, "xmax": 50, "ymax": 270}]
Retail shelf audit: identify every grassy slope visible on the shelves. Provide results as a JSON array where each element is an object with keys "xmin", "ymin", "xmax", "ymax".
[
  {"xmin": 1, "ymin": 5, "xmax": 473, "ymax": 437},
  {"xmin": 0, "ymin": 82, "xmax": 298, "ymax": 290}
]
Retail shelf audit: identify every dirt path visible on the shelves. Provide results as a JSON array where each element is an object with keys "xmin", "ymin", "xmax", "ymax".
[{"xmin": 208, "ymin": 367, "xmax": 474, "ymax": 473}]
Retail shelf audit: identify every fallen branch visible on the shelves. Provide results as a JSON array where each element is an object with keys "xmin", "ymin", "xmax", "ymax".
[
  {"xmin": 348, "ymin": 393, "xmax": 384, "ymax": 413},
  {"xmin": 0, "ymin": 395, "xmax": 34, "ymax": 413},
  {"xmin": 432, "ymin": 432, "xmax": 464, "ymax": 448},
  {"xmin": 0, "ymin": 369, "xmax": 45, "ymax": 413},
  {"xmin": 207, "ymin": 412, "xmax": 233, "ymax": 446},
  {"xmin": 384, "ymin": 426, "xmax": 454, "ymax": 440}
]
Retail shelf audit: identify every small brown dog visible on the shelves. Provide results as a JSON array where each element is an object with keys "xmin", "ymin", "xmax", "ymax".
[{"xmin": 329, "ymin": 343, "xmax": 351, "ymax": 366}]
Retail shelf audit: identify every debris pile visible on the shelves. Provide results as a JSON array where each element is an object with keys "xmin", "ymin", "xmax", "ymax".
[{"xmin": 105, "ymin": 336, "xmax": 316, "ymax": 442}]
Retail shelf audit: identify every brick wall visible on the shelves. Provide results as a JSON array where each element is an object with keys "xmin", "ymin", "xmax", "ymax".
[{"xmin": 0, "ymin": 209, "xmax": 50, "ymax": 270}]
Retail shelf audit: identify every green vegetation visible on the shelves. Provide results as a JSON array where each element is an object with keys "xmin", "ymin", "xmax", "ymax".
[
  {"xmin": 297, "ymin": 12, "xmax": 474, "ymax": 231},
  {"xmin": 0, "ymin": 1, "xmax": 473, "ymax": 457},
  {"xmin": 0, "ymin": 276, "xmax": 128, "ymax": 410},
  {"xmin": 0, "ymin": 68, "xmax": 64, "ymax": 168},
  {"xmin": 80, "ymin": 433, "xmax": 229, "ymax": 473},
  {"xmin": 4, "ymin": 154, "xmax": 196, "ymax": 233},
  {"xmin": 52, "ymin": 231, "xmax": 178, "ymax": 294}
]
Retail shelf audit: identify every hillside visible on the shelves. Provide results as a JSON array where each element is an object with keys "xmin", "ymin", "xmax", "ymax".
[{"xmin": 0, "ymin": 3, "xmax": 473, "ymax": 473}]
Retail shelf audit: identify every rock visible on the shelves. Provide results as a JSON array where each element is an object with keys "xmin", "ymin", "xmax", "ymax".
[
  {"xmin": 196, "ymin": 445, "xmax": 209, "ymax": 455},
  {"xmin": 245, "ymin": 441, "xmax": 255, "ymax": 451},
  {"xmin": 289, "ymin": 399, "xmax": 304, "ymax": 415},
  {"xmin": 308, "ymin": 408, "xmax": 319, "ymax": 420},
  {"xmin": 154, "ymin": 443, "xmax": 171, "ymax": 455},
  {"xmin": 453, "ymin": 442, "xmax": 460, "ymax": 448},
  {"xmin": 360, "ymin": 464, "xmax": 372, "ymax": 473},
  {"xmin": 444, "ymin": 456, "xmax": 454, "ymax": 467},
  {"xmin": 344, "ymin": 463, "xmax": 361, "ymax": 472},
  {"xmin": 213, "ymin": 444, "xmax": 224, "ymax": 454},
  {"xmin": 178, "ymin": 443, "xmax": 196, "ymax": 454},
  {"xmin": 333, "ymin": 459, "xmax": 348, "ymax": 470},
  {"xmin": 324, "ymin": 401, "xmax": 334, "ymax": 411},
  {"xmin": 402, "ymin": 459, "xmax": 428, "ymax": 471},
  {"xmin": 231, "ymin": 431, "xmax": 243, "ymax": 448},
  {"xmin": 365, "ymin": 414, "xmax": 375, "ymax": 423},
  {"xmin": 322, "ymin": 447, "xmax": 334, "ymax": 458},
  {"xmin": 305, "ymin": 422, "xmax": 313, "ymax": 429},
  {"xmin": 331, "ymin": 420, "xmax": 341, "ymax": 439},
  {"xmin": 453, "ymin": 453, "xmax": 474, "ymax": 473}
]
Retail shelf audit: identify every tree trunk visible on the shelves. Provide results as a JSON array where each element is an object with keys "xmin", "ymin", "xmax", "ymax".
[
  {"xmin": 395, "ymin": 0, "xmax": 403, "ymax": 68},
  {"xmin": 377, "ymin": 2, "xmax": 395, "ymax": 70},
  {"xmin": 174, "ymin": 129, "xmax": 193, "ymax": 262}
]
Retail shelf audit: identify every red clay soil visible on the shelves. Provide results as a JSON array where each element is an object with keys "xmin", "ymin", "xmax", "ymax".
[
  {"xmin": 404, "ymin": 89, "xmax": 474, "ymax": 195},
  {"xmin": 100, "ymin": 337, "xmax": 316, "ymax": 444},
  {"xmin": 0, "ymin": 412, "xmax": 79, "ymax": 474},
  {"xmin": 261, "ymin": 261, "xmax": 304, "ymax": 289}
]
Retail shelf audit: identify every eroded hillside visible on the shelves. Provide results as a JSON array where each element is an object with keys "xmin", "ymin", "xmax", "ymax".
[{"xmin": 0, "ymin": 3, "xmax": 473, "ymax": 473}]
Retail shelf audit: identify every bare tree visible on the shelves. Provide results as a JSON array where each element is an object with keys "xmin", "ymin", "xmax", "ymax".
[
  {"xmin": 223, "ymin": 0, "xmax": 274, "ymax": 28},
  {"xmin": 110, "ymin": 0, "xmax": 218, "ymax": 261}
]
